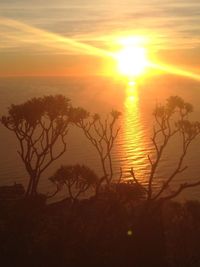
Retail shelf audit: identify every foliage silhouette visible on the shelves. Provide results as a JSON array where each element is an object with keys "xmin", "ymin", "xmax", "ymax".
[
  {"xmin": 130, "ymin": 96, "xmax": 200, "ymax": 202},
  {"xmin": 49, "ymin": 164, "xmax": 98, "ymax": 201},
  {"xmin": 1, "ymin": 95, "xmax": 88, "ymax": 197}
]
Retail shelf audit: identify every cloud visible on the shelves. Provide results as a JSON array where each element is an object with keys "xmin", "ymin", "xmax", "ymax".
[
  {"xmin": 0, "ymin": 0, "xmax": 200, "ymax": 54},
  {"xmin": 0, "ymin": 17, "xmax": 114, "ymax": 58}
]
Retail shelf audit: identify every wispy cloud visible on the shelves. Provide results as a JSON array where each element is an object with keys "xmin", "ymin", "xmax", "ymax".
[
  {"xmin": 1, "ymin": 0, "xmax": 200, "ymax": 54},
  {"xmin": 0, "ymin": 17, "xmax": 114, "ymax": 57}
]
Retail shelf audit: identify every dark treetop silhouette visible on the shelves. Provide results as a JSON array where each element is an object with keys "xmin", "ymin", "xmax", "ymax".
[
  {"xmin": 1, "ymin": 95, "xmax": 87, "ymax": 197},
  {"xmin": 130, "ymin": 96, "xmax": 200, "ymax": 202},
  {"xmin": 49, "ymin": 164, "xmax": 98, "ymax": 201}
]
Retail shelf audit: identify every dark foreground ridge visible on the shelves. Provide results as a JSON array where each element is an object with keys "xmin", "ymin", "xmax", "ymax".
[{"xmin": 0, "ymin": 184, "xmax": 200, "ymax": 267}]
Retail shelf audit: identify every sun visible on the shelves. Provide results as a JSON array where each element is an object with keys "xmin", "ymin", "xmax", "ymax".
[{"xmin": 115, "ymin": 39, "xmax": 149, "ymax": 77}]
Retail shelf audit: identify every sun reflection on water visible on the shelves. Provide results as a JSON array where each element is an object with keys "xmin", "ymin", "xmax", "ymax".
[{"xmin": 121, "ymin": 80, "xmax": 149, "ymax": 183}]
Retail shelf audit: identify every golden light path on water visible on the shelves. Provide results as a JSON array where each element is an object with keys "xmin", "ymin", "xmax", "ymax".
[{"xmin": 119, "ymin": 81, "xmax": 150, "ymax": 183}]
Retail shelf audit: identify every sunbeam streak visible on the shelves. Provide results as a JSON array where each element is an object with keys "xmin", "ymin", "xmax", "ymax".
[
  {"xmin": 149, "ymin": 63, "xmax": 200, "ymax": 81},
  {"xmin": 0, "ymin": 17, "xmax": 113, "ymax": 57}
]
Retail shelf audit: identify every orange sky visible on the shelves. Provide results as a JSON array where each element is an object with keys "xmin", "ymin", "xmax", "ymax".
[{"xmin": 0, "ymin": 0, "xmax": 200, "ymax": 77}]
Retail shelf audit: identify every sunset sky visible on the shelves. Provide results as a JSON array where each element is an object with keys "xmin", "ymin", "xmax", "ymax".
[{"xmin": 0, "ymin": 0, "xmax": 200, "ymax": 76}]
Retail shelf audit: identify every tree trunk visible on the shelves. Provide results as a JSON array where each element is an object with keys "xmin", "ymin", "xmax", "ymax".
[
  {"xmin": 25, "ymin": 177, "xmax": 33, "ymax": 197},
  {"xmin": 26, "ymin": 173, "xmax": 38, "ymax": 197},
  {"xmin": 30, "ymin": 177, "xmax": 38, "ymax": 196}
]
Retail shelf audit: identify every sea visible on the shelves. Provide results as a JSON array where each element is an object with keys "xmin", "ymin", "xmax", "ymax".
[{"xmin": 1, "ymin": 75, "xmax": 200, "ymax": 201}]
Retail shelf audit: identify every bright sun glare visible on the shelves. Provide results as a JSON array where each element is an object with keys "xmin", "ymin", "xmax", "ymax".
[{"xmin": 115, "ymin": 37, "xmax": 149, "ymax": 77}]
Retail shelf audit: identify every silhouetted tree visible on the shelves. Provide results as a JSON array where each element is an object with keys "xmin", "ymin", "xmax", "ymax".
[
  {"xmin": 130, "ymin": 96, "xmax": 200, "ymax": 202},
  {"xmin": 49, "ymin": 164, "xmax": 98, "ymax": 201},
  {"xmin": 1, "ymin": 95, "xmax": 87, "ymax": 197},
  {"xmin": 75, "ymin": 110, "xmax": 121, "ymax": 193}
]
